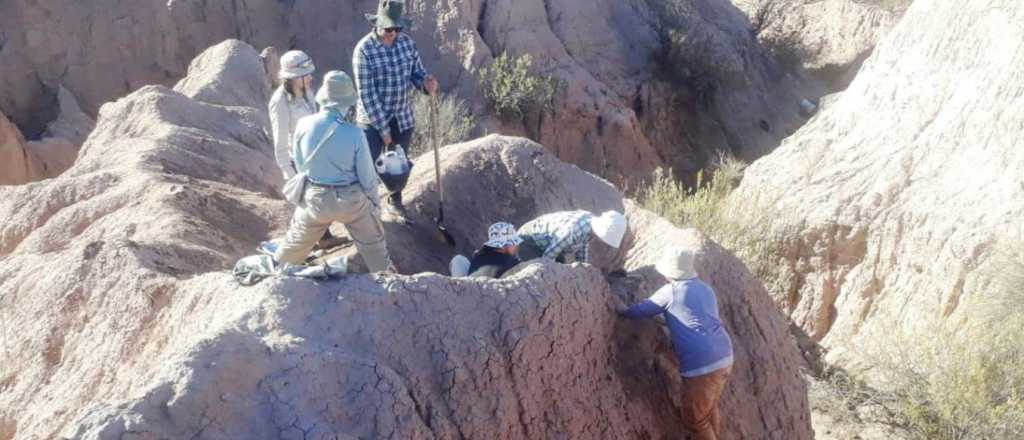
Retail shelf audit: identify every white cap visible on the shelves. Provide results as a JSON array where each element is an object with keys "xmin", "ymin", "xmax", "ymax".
[
  {"xmin": 590, "ymin": 211, "xmax": 626, "ymax": 248},
  {"xmin": 279, "ymin": 50, "xmax": 315, "ymax": 80},
  {"xmin": 656, "ymin": 248, "xmax": 698, "ymax": 281}
]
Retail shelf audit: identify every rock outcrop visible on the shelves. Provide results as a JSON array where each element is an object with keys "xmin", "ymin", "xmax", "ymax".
[
  {"xmin": 737, "ymin": 0, "xmax": 898, "ymax": 89},
  {"xmin": 42, "ymin": 86, "xmax": 96, "ymax": 146},
  {"xmin": 0, "ymin": 0, "xmax": 808, "ymax": 187},
  {"xmin": 0, "ymin": 40, "xmax": 811, "ymax": 439},
  {"xmin": 732, "ymin": 0, "xmax": 1024, "ymax": 363},
  {"xmin": 0, "ymin": 108, "xmax": 79, "ymax": 185},
  {"xmin": 0, "ymin": 111, "xmax": 35, "ymax": 185}
]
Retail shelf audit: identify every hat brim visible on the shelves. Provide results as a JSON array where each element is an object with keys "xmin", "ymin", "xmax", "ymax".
[
  {"xmin": 315, "ymin": 88, "xmax": 357, "ymax": 112},
  {"xmin": 365, "ymin": 13, "xmax": 413, "ymax": 29},
  {"xmin": 279, "ymin": 65, "xmax": 315, "ymax": 80},
  {"xmin": 485, "ymin": 236, "xmax": 523, "ymax": 249},
  {"xmin": 656, "ymin": 260, "xmax": 696, "ymax": 281}
]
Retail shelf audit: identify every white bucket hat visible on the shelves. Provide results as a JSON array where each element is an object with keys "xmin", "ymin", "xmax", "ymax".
[
  {"xmin": 656, "ymin": 248, "xmax": 698, "ymax": 281},
  {"xmin": 484, "ymin": 222, "xmax": 523, "ymax": 248},
  {"xmin": 316, "ymin": 71, "xmax": 358, "ymax": 112},
  {"xmin": 590, "ymin": 211, "xmax": 626, "ymax": 249},
  {"xmin": 279, "ymin": 50, "xmax": 315, "ymax": 80}
]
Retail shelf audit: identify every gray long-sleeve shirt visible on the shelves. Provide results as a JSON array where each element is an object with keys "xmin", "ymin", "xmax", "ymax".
[
  {"xmin": 291, "ymin": 109, "xmax": 380, "ymax": 206},
  {"xmin": 268, "ymin": 86, "xmax": 316, "ymax": 179}
]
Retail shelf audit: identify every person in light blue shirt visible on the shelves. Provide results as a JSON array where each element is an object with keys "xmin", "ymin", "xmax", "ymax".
[
  {"xmin": 618, "ymin": 247, "xmax": 733, "ymax": 440},
  {"xmin": 274, "ymin": 71, "xmax": 392, "ymax": 272}
]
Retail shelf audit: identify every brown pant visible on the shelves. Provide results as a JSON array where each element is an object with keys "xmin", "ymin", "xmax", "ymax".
[
  {"xmin": 276, "ymin": 184, "xmax": 392, "ymax": 272},
  {"xmin": 681, "ymin": 366, "xmax": 732, "ymax": 440}
]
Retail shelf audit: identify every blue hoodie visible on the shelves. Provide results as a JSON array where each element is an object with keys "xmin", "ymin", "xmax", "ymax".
[{"xmin": 621, "ymin": 278, "xmax": 734, "ymax": 377}]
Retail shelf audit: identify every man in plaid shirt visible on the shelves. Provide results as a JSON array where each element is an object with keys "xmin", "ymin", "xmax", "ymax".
[
  {"xmin": 518, "ymin": 210, "xmax": 627, "ymax": 264},
  {"xmin": 354, "ymin": 0, "xmax": 438, "ymax": 220}
]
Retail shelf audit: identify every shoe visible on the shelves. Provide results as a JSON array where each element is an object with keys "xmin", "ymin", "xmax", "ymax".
[{"xmin": 383, "ymin": 198, "xmax": 412, "ymax": 224}]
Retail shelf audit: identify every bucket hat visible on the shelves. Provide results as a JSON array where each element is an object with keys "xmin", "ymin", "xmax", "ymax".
[
  {"xmin": 279, "ymin": 50, "xmax": 315, "ymax": 80},
  {"xmin": 484, "ymin": 222, "xmax": 523, "ymax": 249},
  {"xmin": 365, "ymin": 0, "xmax": 413, "ymax": 29},
  {"xmin": 591, "ymin": 211, "xmax": 626, "ymax": 249},
  {"xmin": 316, "ymin": 71, "xmax": 358, "ymax": 112},
  {"xmin": 656, "ymin": 248, "xmax": 698, "ymax": 281}
]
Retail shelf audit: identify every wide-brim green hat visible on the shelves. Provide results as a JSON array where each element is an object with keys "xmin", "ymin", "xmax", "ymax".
[
  {"xmin": 316, "ymin": 71, "xmax": 358, "ymax": 112},
  {"xmin": 365, "ymin": 0, "xmax": 413, "ymax": 29}
]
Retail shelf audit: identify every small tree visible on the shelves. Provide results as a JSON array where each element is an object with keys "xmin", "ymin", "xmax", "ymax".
[{"xmin": 478, "ymin": 53, "xmax": 560, "ymax": 121}]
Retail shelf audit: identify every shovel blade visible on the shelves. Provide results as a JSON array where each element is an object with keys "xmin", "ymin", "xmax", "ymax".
[{"xmin": 435, "ymin": 222, "xmax": 456, "ymax": 248}]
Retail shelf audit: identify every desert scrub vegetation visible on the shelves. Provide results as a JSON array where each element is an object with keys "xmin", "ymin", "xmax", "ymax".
[
  {"xmin": 825, "ymin": 239, "xmax": 1024, "ymax": 440},
  {"xmin": 638, "ymin": 0, "xmax": 746, "ymax": 96},
  {"xmin": 638, "ymin": 156, "xmax": 799, "ymax": 293},
  {"xmin": 872, "ymin": 241, "xmax": 1024, "ymax": 440},
  {"xmin": 478, "ymin": 53, "xmax": 560, "ymax": 121},
  {"xmin": 409, "ymin": 93, "xmax": 475, "ymax": 157}
]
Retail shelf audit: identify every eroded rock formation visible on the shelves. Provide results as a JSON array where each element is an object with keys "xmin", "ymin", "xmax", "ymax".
[
  {"xmin": 737, "ymin": 0, "xmax": 899, "ymax": 89},
  {"xmin": 0, "ymin": 111, "xmax": 34, "ymax": 185},
  {"xmin": 0, "ymin": 40, "xmax": 811, "ymax": 439},
  {"xmin": 1, "ymin": 0, "xmax": 808, "ymax": 187},
  {"xmin": 732, "ymin": 0, "xmax": 1024, "ymax": 363},
  {"xmin": 0, "ymin": 107, "xmax": 81, "ymax": 185}
]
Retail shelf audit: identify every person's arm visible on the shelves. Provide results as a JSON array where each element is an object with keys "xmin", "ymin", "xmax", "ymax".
[
  {"xmin": 290, "ymin": 126, "xmax": 306, "ymax": 173},
  {"xmin": 354, "ymin": 130, "xmax": 381, "ymax": 207},
  {"xmin": 407, "ymin": 39, "xmax": 428, "ymax": 92},
  {"xmin": 575, "ymin": 242, "xmax": 588, "ymax": 263},
  {"xmin": 269, "ymin": 96, "xmax": 297, "ymax": 179},
  {"xmin": 619, "ymin": 284, "xmax": 673, "ymax": 320},
  {"xmin": 353, "ymin": 45, "xmax": 391, "ymax": 138}
]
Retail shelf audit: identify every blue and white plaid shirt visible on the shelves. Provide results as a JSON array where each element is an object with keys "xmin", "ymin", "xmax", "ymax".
[
  {"xmin": 519, "ymin": 210, "xmax": 594, "ymax": 263},
  {"xmin": 353, "ymin": 31, "xmax": 428, "ymax": 137}
]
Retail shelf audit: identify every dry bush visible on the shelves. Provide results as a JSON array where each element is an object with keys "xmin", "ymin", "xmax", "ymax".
[
  {"xmin": 638, "ymin": 155, "xmax": 798, "ymax": 291},
  {"xmin": 409, "ymin": 93, "xmax": 475, "ymax": 157},
  {"xmin": 844, "ymin": 239, "xmax": 1024, "ymax": 440},
  {"xmin": 478, "ymin": 53, "xmax": 560, "ymax": 120}
]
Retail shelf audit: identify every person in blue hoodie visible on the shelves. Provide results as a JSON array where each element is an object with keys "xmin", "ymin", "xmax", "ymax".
[{"xmin": 617, "ymin": 247, "xmax": 734, "ymax": 440}]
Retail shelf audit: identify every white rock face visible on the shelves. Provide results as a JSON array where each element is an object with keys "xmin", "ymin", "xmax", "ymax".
[
  {"xmin": 737, "ymin": 0, "xmax": 898, "ymax": 86},
  {"xmin": 733, "ymin": 0, "xmax": 1024, "ymax": 362}
]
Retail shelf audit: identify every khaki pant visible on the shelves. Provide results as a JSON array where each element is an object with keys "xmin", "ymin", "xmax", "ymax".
[
  {"xmin": 276, "ymin": 184, "xmax": 392, "ymax": 272},
  {"xmin": 681, "ymin": 366, "xmax": 732, "ymax": 440}
]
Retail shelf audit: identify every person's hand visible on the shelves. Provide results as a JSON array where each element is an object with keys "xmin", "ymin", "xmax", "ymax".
[
  {"xmin": 611, "ymin": 296, "xmax": 629, "ymax": 315},
  {"xmin": 425, "ymin": 75, "xmax": 439, "ymax": 96},
  {"xmin": 382, "ymin": 132, "xmax": 393, "ymax": 146},
  {"xmin": 615, "ymin": 303, "xmax": 629, "ymax": 315}
]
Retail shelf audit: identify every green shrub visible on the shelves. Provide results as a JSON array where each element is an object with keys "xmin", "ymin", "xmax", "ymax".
[
  {"xmin": 409, "ymin": 93, "xmax": 475, "ymax": 157},
  {"xmin": 638, "ymin": 155, "xmax": 796, "ymax": 292},
  {"xmin": 841, "ymin": 239, "xmax": 1024, "ymax": 440},
  {"xmin": 478, "ymin": 53, "xmax": 560, "ymax": 120}
]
